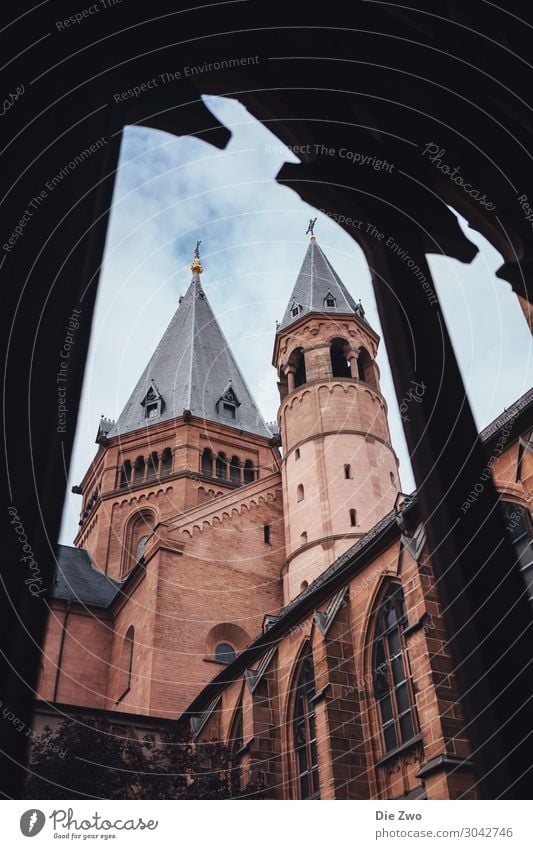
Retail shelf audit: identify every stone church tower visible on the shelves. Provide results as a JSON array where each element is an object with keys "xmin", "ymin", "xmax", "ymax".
[
  {"xmin": 38, "ymin": 235, "xmax": 400, "ymax": 722},
  {"xmin": 273, "ymin": 234, "xmax": 400, "ymax": 601}
]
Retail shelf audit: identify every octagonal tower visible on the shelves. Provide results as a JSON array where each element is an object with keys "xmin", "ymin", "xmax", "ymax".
[{"xmin": 273, "ymin": 234, "xmax": 400, "ymax": 601}]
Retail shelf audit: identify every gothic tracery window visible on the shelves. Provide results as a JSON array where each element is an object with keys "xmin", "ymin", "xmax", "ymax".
[
  {"xmin": 292, "ymin": 645, "xmax": 320, "ymax": 799},
  {"xmin": 372, "ymin": 584, "xmax": 418, "ymax": 753}
]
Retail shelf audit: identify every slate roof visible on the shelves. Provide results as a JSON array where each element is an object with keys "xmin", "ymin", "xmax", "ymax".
[
  {"xmin": 278, "ymin": 238, "xmax": 367, "ymax": 331},
  {"xmin": 53, "ymin": 545, "xmax": 121, "ymax": 607},
  {"xmin": 107, "ymin": 269, "xmax": 271, "ymax": 439}
]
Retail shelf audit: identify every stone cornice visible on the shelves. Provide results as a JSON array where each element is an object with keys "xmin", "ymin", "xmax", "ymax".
[
  {"xmin": 158, "ymin": 472, "xmax": 283, "ymax": 540},
  {"xmin": 280, "ymin": 376, "xmax": 387, "ymax": 414}
]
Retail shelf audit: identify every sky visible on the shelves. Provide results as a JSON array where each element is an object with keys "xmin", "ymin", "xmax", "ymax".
[{"xmin": 59, "ymin": 94, "xmax": 533, "ymax": 545}]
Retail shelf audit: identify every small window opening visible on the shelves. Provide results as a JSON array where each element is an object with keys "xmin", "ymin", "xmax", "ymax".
[
  {"xmin": 297, "ymin": 484, "xmax": 304, "ymax": 502},
  {"xmin": 119, "ymin": 460, "xmax": 131, "ymax": 488},
  {"xmin": 330, "ymin": 338, "xmax": 351, "ymax": 378},
  {"xmin": 230, "ymin": 456, "xmax": 240, "ymax": 484},
  {"xmin": 201, "ymin": 448, "xmax": 212, "ymax": 477},
  {"xmin": 216, "ymin": 453, "xmax": 227, "ymax": 479},
  {"xmin": 344, "ymin": 464, "xmax": 351, "ymax": 479},
  {"xmin": 295, "ymin": 448, "xmax": 301, "ymax": 461},
  {"xmin": 222, "ymin": 402, "xmax": 236, "ymax": 419},
  {"xmin": 147, "ymin": 451, "xmax": 158, "ymax": 480},
  {"xmin": 300, "ymin": 580, "xmax": 309, "ymax": 592},
  {"xmin": 161, "ymin": 448, "xmax": 172, "ymax": 475},
  {"xmin": 301, "ymin": 531, "xmax": 308, "ymax": 544},
  {"xmin": 264, "ymin": 524, "xmax": 271, "ymax": 544},
  {"xmin": 215, "ymin": 643, "xmax": 237, "ymax": 664},
  {"xmin": 146, "ymin": 403, "xmax": 158, "ymax": 418},
  {"xmin": 350, "ymin": 509, "xmax": 357, "ymax": 527},
  {"xmin": 133, "ymin": 456, "xmax": 145, "ymax": 482}
]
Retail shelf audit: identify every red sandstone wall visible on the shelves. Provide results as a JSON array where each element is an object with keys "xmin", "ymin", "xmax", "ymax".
[{"xmin": 39, "ymin": 604, "xmax": 112, "ymax": 709}]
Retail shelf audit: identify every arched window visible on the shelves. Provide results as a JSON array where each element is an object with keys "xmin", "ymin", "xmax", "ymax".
[
  {"xmin": 215, "ymin": 643, "xmax": 237, "ymax": 664},
  {"xmin": 292, "ymin": 645, "xmax": 320, "ymax": 799},
  {"xmin": 243, "ymin": 460, "xmax": 255, "ymax": 483},
  {"xmin": 330, "ymin": 337, "xmax": 351, "ymax": 378},
  {"xmin": 349, "ymin": 509, "xmax": 357, "ymax": 527},
  {"xmin": 123, "ymin": 510, "xmax": 155, "ymax": 577},
  {"xmin": 230, "ymin": 455, "xmax": 240, "ymax": 484},
  {"xmin": 297, "ymin": 484, "xmax": 304, "ymax": 502},
  {"xmin": 289, "ymin": 347, "xmax": 307, "ymax": 388},
  {"xmin": 147, "ymin": 451, "xmax": 158, "ymax": 480},
  {"xmin": 295, "ymin": 448, "xmax": 301, "ymax": 461},
  {"xmin": 300, "ymin": 580, "xmax": 309, "ymax": 592},
  {"xmin": 344, "ymin": 464, "xmax": 351, "ymax": 479},
  {"xmin": 501, "ymin": 502, "xmax": 533, "ymax": 605},
  {"xmin": 372, "ymin": 584, "xmax": 418, "ymax": 753},
  {"xmin": 358, "ymin": 347, "xmax": 378, "ymax": 390},
  {"xmin": 119, "ymin": 459, "xmax": 131, "ymax": 488},
  {"xmin": 264, "ymin": 524, "xmax": 271, "ymax": 544},
  {"xmin": 161, "ymin": 447, "xmax": 172, "ymax": 475},
  {"xmin": 133, "ymin": 456, "xmax": 145, "ymax": 483},
  {"xmin": 201, "ymin": 448, "xmax": 213, "ymax": 477},
  {"xmin": 125, "ymin": 626, "xmax": 134, "ymax": 688},
  {"xmin": 117, "ymin": 626, "xmax": 135, "ymax": 701},
  {"xmin": 216, "ymin": 452, "xmax": 227, "ymax": 479}
]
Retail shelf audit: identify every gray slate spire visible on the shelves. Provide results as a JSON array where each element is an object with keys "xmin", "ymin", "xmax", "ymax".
[
  {"xmin": 108, "ymin": 261, "xmax": 271, "ymax": 439},
  {"xmin": 278, "ymin": 237, "xmax": 366, "ymax": 331}
]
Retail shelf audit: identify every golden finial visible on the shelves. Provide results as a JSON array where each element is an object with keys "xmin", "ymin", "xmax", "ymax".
[
  {"xmin": 306, "ymin": 217, "xmax": 317, "ymax": 240},
  {"xmin": 191, "ymin": 239, "xmax": 203, "ymax": 273}
]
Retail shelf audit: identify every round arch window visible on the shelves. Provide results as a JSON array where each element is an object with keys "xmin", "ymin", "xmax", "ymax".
[{"xmin": 214, "ymin": 643, "xmax": 237, "ymax": 664}]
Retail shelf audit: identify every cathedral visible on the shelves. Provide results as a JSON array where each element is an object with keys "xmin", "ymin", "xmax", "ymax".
[{"xmin": 35, "ymin": 235, "xmax": 533, "ymax": 800}]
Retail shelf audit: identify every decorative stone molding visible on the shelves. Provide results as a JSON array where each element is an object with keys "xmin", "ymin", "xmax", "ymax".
[{"xmin": 160, "ymin": 472, "xmax": 283, "ymax": 540}]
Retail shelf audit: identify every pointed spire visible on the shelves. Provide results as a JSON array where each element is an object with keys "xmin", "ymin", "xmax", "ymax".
[
  {"xmin": 277, "ymin": 232, "xmax": 368, "ymax": 331},
  {"xmin": 108, "ymin": 246, "xmax": 271, "ymax": 439}
]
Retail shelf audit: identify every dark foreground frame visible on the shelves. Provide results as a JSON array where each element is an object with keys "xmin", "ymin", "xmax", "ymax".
[{"xmin": 1, "ymin": 0, "xmax": 532, "ymax": 798}]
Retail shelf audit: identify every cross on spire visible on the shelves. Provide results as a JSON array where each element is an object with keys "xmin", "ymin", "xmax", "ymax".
[{"xmin": 306, "ymin": 217, "xmax": 317, "ymax": 239}]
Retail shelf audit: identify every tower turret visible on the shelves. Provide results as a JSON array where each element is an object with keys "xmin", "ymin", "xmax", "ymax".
[{"xmin": 273, "ymin": 231, "xmax": 400, "ymax": 601}]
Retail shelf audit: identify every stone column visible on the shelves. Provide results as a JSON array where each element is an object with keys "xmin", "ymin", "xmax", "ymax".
[
  {"xmin": 286, "ymin": 366, "xmax": 296, "ymax": 393},
  {"xmin": 348, "ymin": 350, "xmax": 359, "ymax": 379}
]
